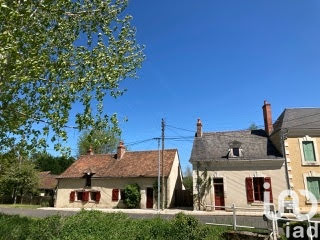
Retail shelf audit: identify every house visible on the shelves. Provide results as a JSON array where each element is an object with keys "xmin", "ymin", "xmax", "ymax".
[
  {"xmin": 38, "ymin": 171, "xmax": 58, "ymax": 207},
  {"xmin": 190, "ymin": 101, "xmax": 287, "ymax": 211},
  {"xmin": 39, "ymin": 171, "xmax": 58, "ymax": 197},
  {"xmin": 55, "ymin": 142, "xmax": 184, "ymax": 209},
  {"xmin": 269, "ymin": 105, "xmax": 320, "ymax": 212}
]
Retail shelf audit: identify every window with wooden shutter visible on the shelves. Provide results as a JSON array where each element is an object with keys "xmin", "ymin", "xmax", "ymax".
[
  {"xmin": 264, "ymin": 177, "xmax": 273, "ymax": 203},
  {"xmin": 70, "ymin": 191, "xmax": 75, "ymax": 202},
  {"xmin": 245, "ymin": 177, "xmax": 254, "ymax": 203},
  {"xmin": 112, "ymin": 189, "xmax": 119, "ymax": 201},
  {"xmin": 95, "ymin": 191, "xmax": 101, "ymax": 203}
]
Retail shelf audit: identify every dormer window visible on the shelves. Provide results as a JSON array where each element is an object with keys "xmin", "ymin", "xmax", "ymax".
[
  {"xmin": 233, "ymin": 148, "xmax": 240, "ymax": 157},
  {"xmin": 228, "ymin": 141, "xmax": 243, "ymax": 158},
  {"xmin": 85, "ymin": 174, "xmax": 92, "ymax": 187}
]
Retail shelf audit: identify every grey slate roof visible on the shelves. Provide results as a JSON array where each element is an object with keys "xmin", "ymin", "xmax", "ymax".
[
  {"xmin": 273, "ymin": 108, "xmax": 320, "ymax": 132},
  {"xmin": 190, "ymin": 129, "xmax": 282, "ymax": 162}
]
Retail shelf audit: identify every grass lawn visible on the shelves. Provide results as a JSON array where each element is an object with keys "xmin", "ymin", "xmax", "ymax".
[{"xmin": 0, "ymin": 204, "xmax": 40, "ymax": 209}]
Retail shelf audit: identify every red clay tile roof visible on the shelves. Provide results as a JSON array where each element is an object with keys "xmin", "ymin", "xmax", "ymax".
[
  {"xmin": 58, "ymin": 149, "xmax": 178, "ymax": 178},
  {"xmin": 39, "ymin": 171, "xmax": 58, "ymax": 189}
]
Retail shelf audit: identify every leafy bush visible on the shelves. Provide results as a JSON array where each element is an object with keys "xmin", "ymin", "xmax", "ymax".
[
  {"xmin": 124, "ymin": 183, "xmax": 141, "ymax": 208},
  {"xmin": 0, "ymin": 211, "xmax": 228, "ymax": 240},
  {"xmin": 0, "ymin": 214, "xmax": 32, "ymax": 240}
]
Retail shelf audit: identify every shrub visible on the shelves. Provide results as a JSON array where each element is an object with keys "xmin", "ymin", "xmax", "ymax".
[
  {"xmin": 0, "ymin": 214, "xmax": 33, "ymax": 240},
  {"xmin": 0, "ymin": 211, "xmax": 229, "ymax": 240},
  {"xmin": 124, "ymin": 183, "xmax": 141, "ymax": 209}
]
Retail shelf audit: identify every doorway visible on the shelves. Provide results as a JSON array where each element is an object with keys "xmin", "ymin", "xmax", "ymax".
[
  {"xmin": 213, "ymin": 178, "xmax": 225, "ymax": 210},
  {"xmin": 146, "ymin": 188, "xmax": 153, "ymax": 209}
]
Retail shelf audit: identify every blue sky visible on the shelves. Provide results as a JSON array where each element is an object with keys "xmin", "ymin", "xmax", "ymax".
[{"xmin": 51, "ymin": 0, "xmax": 320, "ymax": 172}]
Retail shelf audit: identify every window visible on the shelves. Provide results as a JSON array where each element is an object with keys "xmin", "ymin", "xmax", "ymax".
[
  {"xmin": 299, "ymin": 136, "xmax": 319, "ymax": 165},
  {"xmin": 253, "ymin": 178, "xmax": 264, "ymax": 202},
  {"xmin": 77, "ymin": 191, "xmax": 83, "ymax": 201},
  {"xmin": 303, "ymin": 141, "xmax": 316, "ymax": 162},
  {"xmin": 307, "ymin": 177, "xmax": 320, "ymax": 200},
  {"xmin": 233, "ymin": 148, "xmax": 240, "ymax": 157},
  {"xmin": 245, "ymin": 177, "xmax": 273, "ymax": 203},
  {"xmin": 85, "ymin": 174, "xmax": 92, "ymax": 187},
  {"xmin": 90, "ymin": 191, "xmax": 101, "ymax": 202},
  {"xmin": 90, "ymin": 191, "xmax": 97, "ymax": 201},
  {"xmin": 228, "ymin": 141, "xmax": 242, "ymax": 158},
  {"xmin": 120, "ymin": 189, "xmax": 126, "ymax": 200}
]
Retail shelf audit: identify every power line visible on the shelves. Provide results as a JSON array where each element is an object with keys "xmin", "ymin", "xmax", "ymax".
[
  {"xmin": 166, "ymin": 124, "xmax": 195, "ymax": 133},
  {"xmin": 166, "ymin": 111, "xmax": 320, "ymax": 136}
]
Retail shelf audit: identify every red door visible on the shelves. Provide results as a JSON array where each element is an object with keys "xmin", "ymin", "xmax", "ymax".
[
  {"xmin": 146, "ymin": 188, "xmax": 153, "ymax": 209},
  {"xmin": 214, "ymin": 179, "xmax": 225, "ymax": 210}
]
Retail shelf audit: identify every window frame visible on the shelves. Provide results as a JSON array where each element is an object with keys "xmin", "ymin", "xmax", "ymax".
[
  {"xmin": 76, "ymin": 191, "xmax": 84, "ymax": 201},
  {"xmin": 303, "ymin": 172, "xmax": 320, "ymax": 203},
  {"xmin": 228, "ymin": 148, "xmax": 243, "ymax": 158},
  {"xmin": 299, "ymin": 136, "xmax": 320, "ymax": 166},
  {"xmin": 85, "ymin": 174, "xmax": 92, "ymax": 187},
  {"xmin": 253, "ymin": 177, "xmax": 264, "ymax": 202},
  {"xmin": 90, "ymin": 191, "xmax": 97, "ymax": 202}
]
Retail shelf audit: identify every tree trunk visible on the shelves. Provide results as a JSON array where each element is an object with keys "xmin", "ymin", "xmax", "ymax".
[
  {"xmin": 13, "ymin": 188, "xmax": 17, "ymax": 204},
  {"xmin": 20, "ymin": 189, "xmax": 23, "ymax": 204}
]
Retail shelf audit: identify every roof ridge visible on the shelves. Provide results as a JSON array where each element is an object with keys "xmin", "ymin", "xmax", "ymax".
[
  {"xmin": 79, "ymin": 149, "xmax": 177, "ymax": 156},
  {"xmin": 285, "ymin": 107, "xmax": 320, "ymax": 110},
  {"xmin": 203, "ymin": 129, "xmax": 264, "ymax": 134}
]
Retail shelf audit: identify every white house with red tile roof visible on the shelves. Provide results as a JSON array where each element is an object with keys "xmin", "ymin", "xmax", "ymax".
[{"xmin": 55, "ymin": 142, "xmax": 184, "ymax": 209}]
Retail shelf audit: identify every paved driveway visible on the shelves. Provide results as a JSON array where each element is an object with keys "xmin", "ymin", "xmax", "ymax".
[{"xmin": 0, "ymin": 207, "xmax": 270, "ymax": 230}]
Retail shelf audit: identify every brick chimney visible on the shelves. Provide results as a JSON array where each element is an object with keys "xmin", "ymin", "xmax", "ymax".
[
  {"xmin": 262, "ymin": 100, "xmax": 273, "ymax": 136},
  {"xmin": 196, "ymin": 118, "xmax": 203, "ymax": 137},
  {"xmin": 117, "ymin": 141, "xmax": 126, "ymax": 159},
  {"xmin": 87, "ymin": 146, "xmax": 94, "ymax": 155}
]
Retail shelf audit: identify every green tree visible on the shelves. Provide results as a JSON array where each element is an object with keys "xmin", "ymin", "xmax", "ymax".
[
  {"xmin": 248, "ymin": 123, "xmax": 259, "ymax": 130},
  {"xmin": 32, "ymin": 152, "xmax": 74, "ymax": 175},
  {"xmin": 124, "ymin": 183, "xmax": 141, "ymax": 209},
  {"xmin": 77, "ymin": 128, "xmax": 120, "ymax": 155},
  {"xmin": 0, "ymin": 150, "xmax": 18, "ymax": 176},
  {"xmin": 0, "ymin": 0, "xmax": 145, "ymax": 153},
  {"xmin": 183, "ymin": 166, "xmax": 193, "ymax": 191},
  {"xmin": 0, "ymin": 160, "xmax": 39, "ymax": 204}
]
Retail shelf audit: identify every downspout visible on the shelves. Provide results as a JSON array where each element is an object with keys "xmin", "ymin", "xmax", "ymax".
[{"xmin": 280, "ymin": 129, "xmax": 291, "ymax": 190}]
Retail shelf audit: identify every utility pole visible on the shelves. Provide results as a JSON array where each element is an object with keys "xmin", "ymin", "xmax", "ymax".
[
  {"xmin": 157, "ymin": 138, "xmax": 161, "ymax": 210},
  {"xmin": 161, "ymin": 118, "xmax": 165, "ymax": 210}
]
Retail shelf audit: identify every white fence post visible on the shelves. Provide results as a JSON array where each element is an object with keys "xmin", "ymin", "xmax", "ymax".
[
  {"xmin": 271, "ymin": 211, "xmax": 277, "ymax": 240},
  {"xmin": 308, "ymin": 215, "xmax": 313, "ymax": 240},
  {"xmin": 232, "ymin": 203, "xmax": 237, "ymax": 231}
]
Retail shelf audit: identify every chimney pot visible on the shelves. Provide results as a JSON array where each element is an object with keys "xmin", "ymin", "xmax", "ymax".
[
  {"xmin": 196, "ymin": 118, "xmax": 203, "ymax": 137},
  {"xmin": 117, "ymin": 141, "xmax": 126, "ymax": 159},
  {"xmin": 262, "ymin": 100, "xmax": 273, "ymax": 136}
]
